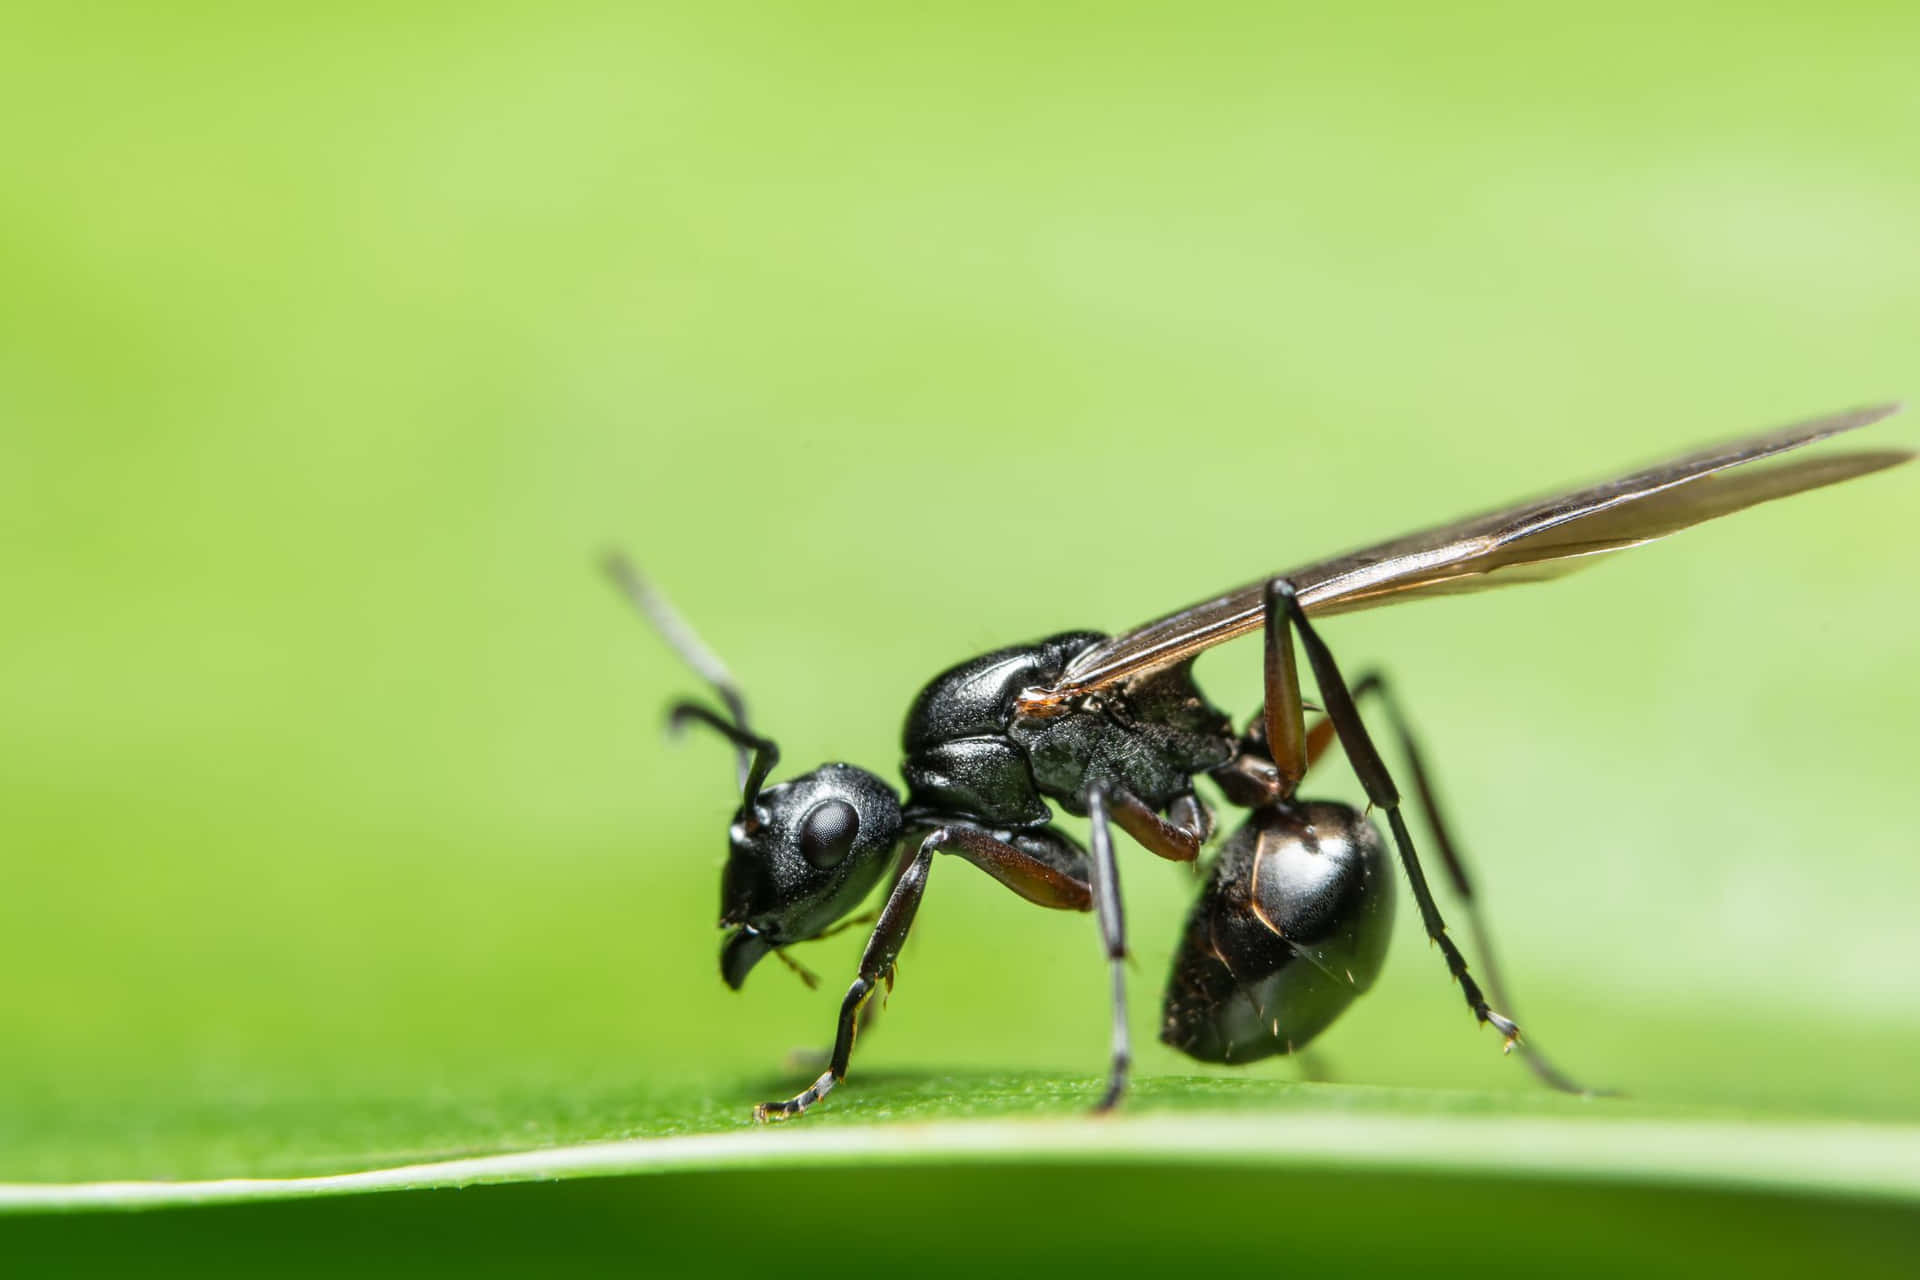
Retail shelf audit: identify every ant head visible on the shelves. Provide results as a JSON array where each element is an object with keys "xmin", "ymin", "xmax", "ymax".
[
  {"xmin": 604, "ymin": 553, "xmax": 903, "ymax": 991},
  {"xmin": 716, "ymin": 761, "xmax": 901, "ymax": 989}
]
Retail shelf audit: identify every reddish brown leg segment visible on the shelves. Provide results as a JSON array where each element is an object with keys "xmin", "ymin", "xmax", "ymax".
[{"xmin": 1109, "ymin": 787, "xmax": 1209, "ymax": 863}]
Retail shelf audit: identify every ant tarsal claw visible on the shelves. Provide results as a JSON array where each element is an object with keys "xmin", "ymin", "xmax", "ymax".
[
  {"xmin": 1482, "ymin": 1008, "xmax": 1521, "ymax": 1051},
  {"xmin": 754, "ymin": 1097, "xmax": 803, "ymax": 1124}
]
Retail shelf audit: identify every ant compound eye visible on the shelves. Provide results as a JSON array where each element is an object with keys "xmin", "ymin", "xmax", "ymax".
[{"xmin": 799, "ymin": 799, "xmax": 860, "ymax": 869}]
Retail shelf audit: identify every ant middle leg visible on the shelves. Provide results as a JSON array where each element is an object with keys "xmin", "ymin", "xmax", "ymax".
[
  {"xmin": 1107, "ymin": 787, "xmax": 1213, "ymax": 862},
  {"xmin": 1076, "ymin": 784, "xmax": 1212, "ymax": 1111},
  {"xmin": 1085, "ymin": 784, "xmax": 1131, "ymax": 1112}
]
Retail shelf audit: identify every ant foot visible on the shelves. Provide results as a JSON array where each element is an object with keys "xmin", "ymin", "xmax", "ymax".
[{"xmin": 754, "ymin": 1070, "xmax": 837, "ymax": 1123}]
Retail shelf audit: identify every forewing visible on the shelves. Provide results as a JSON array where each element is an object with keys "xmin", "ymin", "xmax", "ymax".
[{"xmin": 1046, "ymin": 404, "xmax": 1907, "ymax": 697}]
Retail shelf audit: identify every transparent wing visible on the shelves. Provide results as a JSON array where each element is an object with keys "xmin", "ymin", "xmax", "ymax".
[{"xmin": 1044, "ymin": 403, "xmax": 1908, "ymax": 699}]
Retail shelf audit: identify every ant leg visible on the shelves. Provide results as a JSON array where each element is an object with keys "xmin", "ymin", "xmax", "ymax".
[
  {"xmin": 1341, "ymin": 672, "xmax": 1603, "ymax": 1096},
  {"xmin": 1264, "ymin": 571, "xmax": 1311, "ymax": 797},
  {"xmin": 1108, "ymin": 788, "xmax": 1211, "ymax": 862},
  {"xmin": 1217, "ymin": 710, "xmax": 1341, "ymax": 805},
  {"xmin": 1168, "ymin": 793, "xmax": 1214, "ymax": 844},
  {"xmin": 1086, "ymin": 785, "xmax": 1131, "ymax": 1112},
  {"xmin": 941, "ymin": 827, "xmax": 1093, "ymax": 909},
  {"xmin": 755, "ymin": 827, "xmax": 1096, "ymax": 1122},
  {"xmin": 1302, "ymin": 714, "xmax": 1340, "ymax": 775},
  {"xmin": 755, "ymin": 832, "xmax": 940, "ymax": 1123},
  {"xmin": 1266, "ymin": 580, "xmax": 1521, "ymax": 1053}
]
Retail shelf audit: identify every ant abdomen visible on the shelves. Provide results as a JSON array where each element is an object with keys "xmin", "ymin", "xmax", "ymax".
[{"xmin": 1161, "ymin": 800, "xmax": 1396, "ymax": 1064}]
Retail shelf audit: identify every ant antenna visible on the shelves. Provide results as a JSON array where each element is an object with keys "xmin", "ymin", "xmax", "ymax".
[
  {"xmin": 603, "ymin": 551, "xmax": 765, "ymax": 792},
  {"xmin": 667, "ymin": 702, "xmax": 780, "ymax": 826}
]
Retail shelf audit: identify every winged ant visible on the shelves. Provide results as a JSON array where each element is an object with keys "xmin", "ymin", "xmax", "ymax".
[{"xmin": 608, "ymin": 404, "xmax": 1909, "ymax": 1120}]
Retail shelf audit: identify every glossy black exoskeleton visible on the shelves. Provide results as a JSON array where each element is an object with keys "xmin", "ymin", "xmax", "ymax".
[
  {"xmin": 1161, "ymin": 801, "xmax": 1394, "ymax": 1064},
  {"xmin": 903, "ymin": 632, "xmax": 1234, "ymax": 828},
  {"xmin": 608, "ymin": 403, "xmax": 1908, "ymax": 1121},
  {"xmin": 716, "ymin": 758, "xmax": 903, "ymax": 991}
]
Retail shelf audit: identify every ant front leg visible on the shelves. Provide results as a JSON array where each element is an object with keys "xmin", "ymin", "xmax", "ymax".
[
  {"xmin": 1264, "ymin": 580, "xmax": 1521, "ymax": 1053},
  {"xmin": 755, "ymin": 832, "xmax": 941, "ymax": 1123},
  {"xmin": 748, "ymin": 832, "xmax": 929, "ymax": 1120},
  {"xmin": 755, "ymin": 824, "xmax": 1096, "ymax": 1122}
]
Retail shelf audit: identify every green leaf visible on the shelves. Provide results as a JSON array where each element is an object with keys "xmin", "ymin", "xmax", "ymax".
[
  {"xmin": 7, "ymin": 1078, "xmax": 1920, "ymax": 1213},
  {"xmin": 3, "ymin": 2, "xmax": 1919, "ymax": 1274}
]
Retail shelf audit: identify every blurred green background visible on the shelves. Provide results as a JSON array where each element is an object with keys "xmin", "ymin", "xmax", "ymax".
[{"xmin": 3, "ymin": 0, "xmax": 1918, "ymax": 1263}]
